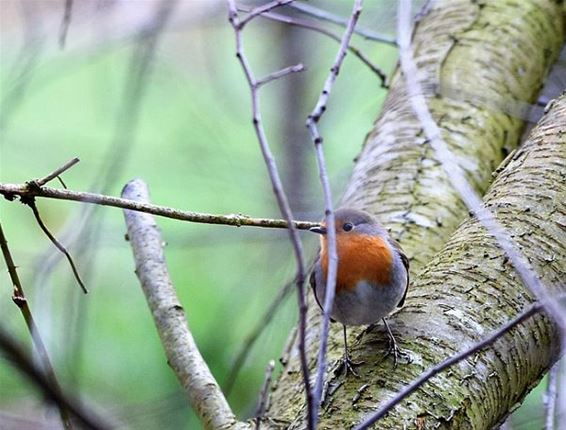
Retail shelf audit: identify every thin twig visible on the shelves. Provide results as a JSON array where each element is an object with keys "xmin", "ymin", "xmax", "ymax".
[
  {"xmin": 307, "ymin": 0, "xmax": 363, "ymax": 421},
  {"xmin": 0, "ymin": 326, "xmax": 110, "ymax": 430},
  {"xmin": 544, "ymin": 362, "xmax": 559, "ymax": 430},
  {"xmin": 0, "ymin": 223, "xmax": 73, "ymax": 429},
  {"xmin": 32, "ymin": 157, "xmax": 80, "ymax": 187},
  {"xmin": 354, "ymin": 300, "xmax": 550, "ymax": 429},
  {"xmin": 239, "ymin": 0, "xmax": 295, "ymax": 28},
  {"xmin": 242, "ymin": 7, "xmax": 387, "ymax": 86},
  {"xmin": 59, "ymin": 0, "xmax": 74, "ymax": 48},
  {"xmin": 24, "ymin": 199, "xmax": 87, "ymax": 294},
  {"xmin": 224, "ymin": 279, "xmax": 294, "ymax": 395},
  {"xmin": 227, "ymin": 1, "xmax": 315, "ymax": 427},
  {"xmin": 257, "ymin": 63, "xmax": 305, "ymax": 87},
  {"xmin": 255, "ymin": 360, "xmax": 275, "ymax": 429},
  {"xmin": 397, "ymin": 0, "xmax": 566, "ymax": 335},
  {"xmin": 288, "ymin": 2, "xmax": 396, "ymax": 45},
  {"xmin": 122, "ymin": 179, "xmax": 245, "ymax": 430},
  {"xmin": 0, "ymin": 183, "xmax": 319, "ymax": 230}
]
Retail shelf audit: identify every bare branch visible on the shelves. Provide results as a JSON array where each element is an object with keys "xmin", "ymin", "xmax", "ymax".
[
  {"xmin": 0, "ymin": 222, "xmax": 73, "ymax": 429},
  {"xmin": 288, "ymin": 2, "xmax": 395, "ymax": 45},
  {"xmin": 32, "ymin": 157, "xmax": 80, "ymax": 187},
  {"xmin": 59, "ymin": 0, "xmax": 74, "ymax": 48},
  {"xmin": 121, "ymin": 179, "xmax": 248, "ymax": 430},
  {"xmin": 255, "ymin": 360, "xmax": 275, "ymax": 429},
  {"xmin": 22, "ymin": 197, "xmax": 88, "ymax": 294},
  {"xmin": 396, "ymin": 0, "xmax": 566, "ymax": 334},
  {"xmin": 307, "ymin": 0, "xmax": 363, "ymax": 420},
  {"xmin": 25, "ymin": 199, "xmax": 87, "ymax": 294},
  {"xmin": 545, "ymin": 362, "xmax": 559, "ymax": 430},
  {"xmin": 227, "ymin": 1, "xmax": 314, "ymax": 428},
  {"xmin": 0, "ymin": 182, "xmax": 319, "ymax": 230},
  {"xmin": 239, "ymin": 0, "xmax": 295, "ymax": 28},
  {"xmin": 242, "ymin": 7, "xmax": 387, "ymax": 86},
  {"xmin": 256, "ymin": 63, "xmax": 305, "ymax": 88},
  {"xmin": 354, "ymin": 299, "xmax": 554, "ymax": 429}
]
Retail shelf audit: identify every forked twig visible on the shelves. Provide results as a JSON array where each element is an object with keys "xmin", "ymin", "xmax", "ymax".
[
  {"xmin": 288, "ymin": 2, "xmax": 396, "ymax": 45},
  {"xmin": 32, "ymin": 157, "xmax": 80, "ymax": 187},
  {"xmin": 242, "ymin": 7, "xmax": 387, "ymax": 86},
  {"xmin": 239, "ymin": 0, "xmax": 295, "ymax": 28}
]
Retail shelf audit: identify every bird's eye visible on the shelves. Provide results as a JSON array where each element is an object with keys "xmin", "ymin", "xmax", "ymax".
[{"xmin": 343, "ymin": 222, "xmax": 354, "ymax": 232}]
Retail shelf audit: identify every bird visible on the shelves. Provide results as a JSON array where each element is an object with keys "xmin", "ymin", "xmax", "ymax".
[{"xmin": 309, "ymin": 207, "xmax": 410, "ymax": 376}]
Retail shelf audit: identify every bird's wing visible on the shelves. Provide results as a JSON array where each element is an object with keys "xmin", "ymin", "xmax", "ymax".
[
  {"xmin": 390, "ymin": 238, "xmax": 410, "ymax": 308},
  {"xmin": 310, "ymin": 255, "xmax": 324, "ymax": 312}
]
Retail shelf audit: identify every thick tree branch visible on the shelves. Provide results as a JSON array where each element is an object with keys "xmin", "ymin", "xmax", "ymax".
[
  {"xmin": 355, "ymin": 297, "xmax": 561, "ymax": 429},
  {"xmin": 122, "ymin": 179, "xmax": 250, "ymax": 430},
  {"xmin": 397, "ymin": 0, "xmax": 566, "ymax": 334}
]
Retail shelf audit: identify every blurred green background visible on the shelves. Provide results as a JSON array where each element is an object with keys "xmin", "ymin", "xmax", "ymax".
[{"xmin": 0, "ymin": 1, "xmax": 552, "ymax": 429}]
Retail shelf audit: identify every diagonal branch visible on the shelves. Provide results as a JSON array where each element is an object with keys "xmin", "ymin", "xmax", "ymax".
[
  {"xmin": 121, "ymin": 179, "xmax": 249, "ymax": 430},
  {"xmin": 239, "ymin": 0, "xmax": 295, "ymax": 28},
  {"xmin": 0, "ymin": 326, "xmax": 110, "ymax": 430},
  {"xmin": 25, "ymin": 198, "xmax": 87, "ymax": 294},
  {"xmin": 0, "ymin": 222, "xmax": 73, "ymax": 429},
  {"xmin": 288, "ymin": 2, "xmax": 395, "ymax": 45}
]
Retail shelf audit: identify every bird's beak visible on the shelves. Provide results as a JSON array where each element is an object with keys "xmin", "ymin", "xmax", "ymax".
[{"xmin": 309, "ymin": 226, "xmax": 327, "ymax": 235}]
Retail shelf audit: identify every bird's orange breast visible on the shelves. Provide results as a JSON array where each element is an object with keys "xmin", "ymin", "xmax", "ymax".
[{"xmin": 320, "ymin": 234, "xmax": 393, "ymax": 292}]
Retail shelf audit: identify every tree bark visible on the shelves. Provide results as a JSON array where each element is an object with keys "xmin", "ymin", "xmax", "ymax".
[{"xmin": 266, "ymin": 0, "xmax": 565, "ymax": 428}]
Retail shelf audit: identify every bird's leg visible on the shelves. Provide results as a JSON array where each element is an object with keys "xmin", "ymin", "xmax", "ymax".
[
  {"xmin": 333, "ymin": 325, "xmax": 364, "ymax": 377},
  {"xmin": 382, "ymin": 318, "xmax": 410, "ymax": 367}
]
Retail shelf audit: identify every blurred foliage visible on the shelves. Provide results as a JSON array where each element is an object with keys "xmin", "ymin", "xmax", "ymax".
[{"xmin": 0, "ymin": 1, "xmax": 553, "ymax": 429}]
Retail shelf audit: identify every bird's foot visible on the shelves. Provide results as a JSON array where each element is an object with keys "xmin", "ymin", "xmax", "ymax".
[
  {"xmin": 384, "ymin": 333, "xmax": 411, "ymax": 368},
  {"xmin": 333, "ymin": 353, "xmax": 364, "ymax": 378}
]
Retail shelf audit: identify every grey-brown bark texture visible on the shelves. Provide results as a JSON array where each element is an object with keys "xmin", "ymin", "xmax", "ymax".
[{"xmin": 266, "ymin": 0, "xmax": 565, "ymax": 428}]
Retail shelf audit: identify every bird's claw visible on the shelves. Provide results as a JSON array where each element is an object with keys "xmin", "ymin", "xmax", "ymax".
[
  {"xmin": 384, "ymin": 335, "xmax": 411, "ymax": 367},
  {"xmin": 333, "ymin": 353, "xmax": 364, "ymax": 378}
]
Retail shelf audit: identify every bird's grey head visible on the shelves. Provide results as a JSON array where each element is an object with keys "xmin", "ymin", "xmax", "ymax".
[{"xmin": 309, "ymin": 208, "xmax": 386, "ymax": 236}]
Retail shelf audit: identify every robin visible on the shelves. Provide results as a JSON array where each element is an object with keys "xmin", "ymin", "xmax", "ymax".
[{"xmin": 309, "ymin": 208, "xmax": 409, "ymax": 375}]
